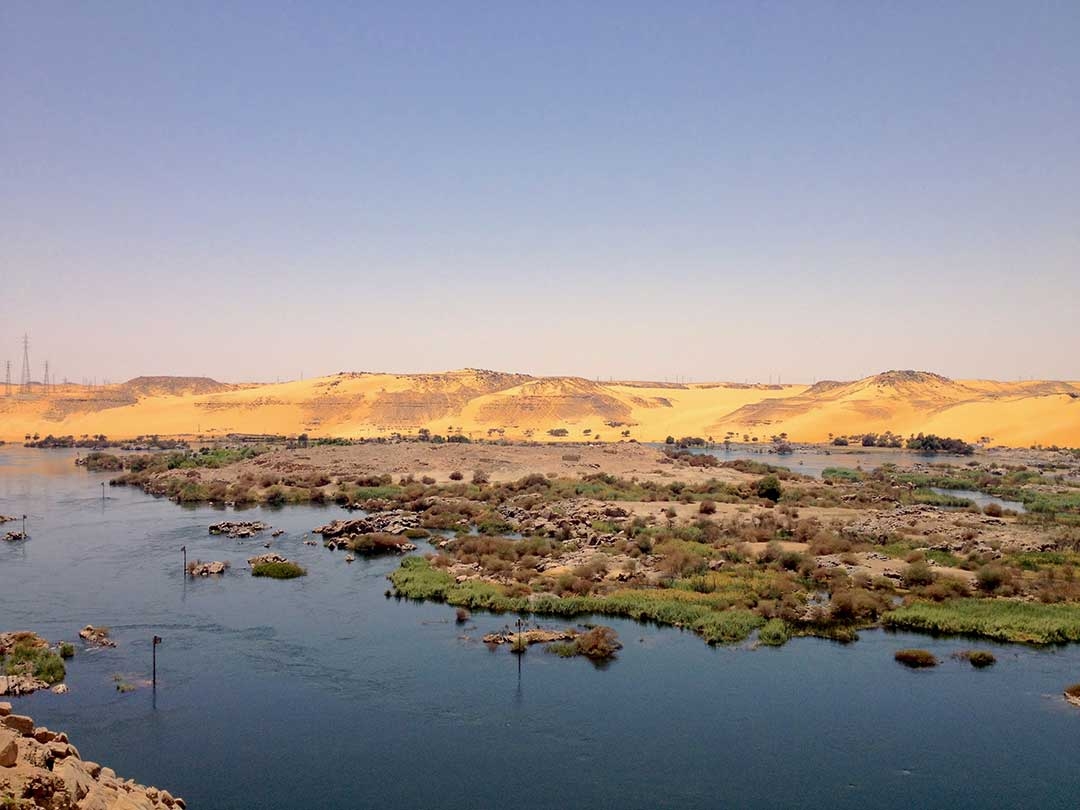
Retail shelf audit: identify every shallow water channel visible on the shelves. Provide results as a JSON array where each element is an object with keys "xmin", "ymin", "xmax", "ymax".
[{"xmin": 1, "ymin": 446, "xmax": 1078, "ymax": 808}]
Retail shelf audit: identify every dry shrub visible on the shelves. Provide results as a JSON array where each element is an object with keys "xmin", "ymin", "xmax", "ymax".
[
  {"xmin": 829, "ymin": 588, "xmax": 886, "ymax": 622},
  {"xmin": 574, "ymin": 626, "xmax": 622, "ymax": 659},
  {"xmin": 894, "ymin": 649, "xmax": 937, "ymax": 668},
  {"xmin": 658, "ymin": 548, "xmax": 706, "ymax": 578}
]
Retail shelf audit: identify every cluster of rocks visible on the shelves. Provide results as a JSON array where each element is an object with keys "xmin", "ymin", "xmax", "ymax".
[
  {"xmin": 315, "ymin": 513, "xmax": 421, "ymax": 552},
  {"xmin": 208, "ymin": 521, "xmax": 267, "ymax": 539},
  {"xmin": 496, "ymin": 499, "xmax": 632, "ymax": 546},
  {"xmin": 2, "ymin": 532, "xmax": 27, "ymax": 542},
  {"xmin": 246, "ymin": 553, "xmax": 288, "ymax": 568},
  {"xmin": 78, "ymin": 626, "xmax": 115, "ymax": 648},
  {"xmin": 314, "ymin": 511, "xmax": 420, "ymax": 538},
  {"xmin": 0, "ymin": 516, "xmax": 16, "ymax": 523},
  {"xmin": 185, "ymin": 560, "xmax": 228, "ymax": 577},
  {"xmin": 0, "ymin": 675, "xmax": 51, "ymax": 698},
  {"xmin": 446, "ymin": 547, "xmax": 648, "ymax": 587},
  {"xmin": 0, "ymin": 634, "xmax": 68, "ymax": 698},
  {"xmin": 0, "ymin": 703, "xmax": 185, "ymax": 809},
  {"xmin": 841, "ymin": 505, "xmax": 1022, "ymax": 550},
  {"xmin": 481, "ymin": 628, "xmax": 578, "ymax": 646}
]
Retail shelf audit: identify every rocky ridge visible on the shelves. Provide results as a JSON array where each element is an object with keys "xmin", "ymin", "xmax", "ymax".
[{"xmin": 0, "ymin": 703, "xmax": 186, "ymax": 809}]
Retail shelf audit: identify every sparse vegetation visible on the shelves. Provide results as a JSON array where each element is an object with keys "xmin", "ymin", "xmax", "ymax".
[
  {"xmin": 954, "ymin": 650, "xmax": 996, "ymax": 668},
  {"xmin": 546, "ymin": 626, "xmax": 622, "ymax": 661},
  {"xmin": 894, "ymin": 648, "xmax": 938, "ymax": 668}
]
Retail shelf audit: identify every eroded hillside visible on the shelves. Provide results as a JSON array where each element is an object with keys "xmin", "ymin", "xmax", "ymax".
[{"xmin": 1, "ymin": 369, "xmax": 1077, "ymax": 446}]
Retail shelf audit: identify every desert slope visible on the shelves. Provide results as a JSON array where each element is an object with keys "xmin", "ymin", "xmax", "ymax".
[{"xmin": 0, "ymin": 369, "xmax": 1077, "ymax": 447}]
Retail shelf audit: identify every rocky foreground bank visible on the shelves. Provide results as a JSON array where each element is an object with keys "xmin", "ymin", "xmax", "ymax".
[{"xmin": 0, "ymin": 703, "xmax": 186, "ymax": 809}]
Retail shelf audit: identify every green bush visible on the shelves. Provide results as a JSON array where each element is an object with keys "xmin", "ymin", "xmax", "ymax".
[
  {"xmin": 2, "ymin": 639, "xmax": 66, "ymax": 685},
  {"xmin": 252, "ymin": 561, "xmax": 306, "ymax": 579},
  {"xmin": 756, "ymin": 475, "xmax": 782, "ymax": 502},
  {"xmin": 975, "ymin": 565, "xmax": 1006, "ymax": 593},
  {"xmin": 903, "ymin": 561, "xmax": 936, "ymax": 587},
  {"xmin": 758, "ymin": 618, "xmax": 791, "ymax": 646}
]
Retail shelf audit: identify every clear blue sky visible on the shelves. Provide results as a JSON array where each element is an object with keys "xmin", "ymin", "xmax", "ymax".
[{"xmin": 3, "ymin": 2, "xmax": 1078, "ymax": 383}]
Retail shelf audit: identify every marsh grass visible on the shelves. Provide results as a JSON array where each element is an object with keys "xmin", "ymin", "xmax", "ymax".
[
  {"xmin": 252, "ymin": 561, "xmax": 307, "ymax": 579},
  {"xmin": 389, "ymin": 557, "xmax": 765, "ymax": 644},
  {"xmin": 884, "ymin": 599, "xmax": 1080, "ymax": 644},
  {"xmin": 2, "ymin": 639, "xmax": 67, "ymax": 684},
  {"xmin": 757, "ymin": 618, "xmax": 791, "ymax": 646}
]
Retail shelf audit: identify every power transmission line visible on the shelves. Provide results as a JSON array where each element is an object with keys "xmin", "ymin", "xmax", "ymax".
[{"xmin": 19, "ymin": 334, "xmax": 31, "ymax": 390}]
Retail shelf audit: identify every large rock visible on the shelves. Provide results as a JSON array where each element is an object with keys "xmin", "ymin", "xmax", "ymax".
[
  {"xmin": 315, "ymin": 510, "xmax": 421, "ymax": 538},
  {"xmin": 55, "ymin": 756, "xmax": 94, "ymax": 800},
  {"xmin": 0, "ymin": 736, "xmax": 17, "ymax": 767},
  {"xmin": 187, "ymin": 559, "xmax": 229, "ymax": 576},
  {"xmin": 209, "ymin": 520, "xmax": 268, "ymax": 538},
  {"xmin": 0, "ymin": 673, "xmax": 50, "ymax": 696},
  {"xmin": 0, "ymin": 701, "xmax": 10, "ymax": 716},
  {"xmin": 0, "ymin": 697, "xmax": 185, "ymax": 807},
  {"xmin": 2, "ymin": 713, "xmax": 34, "ymax": 735},
  {"xmin": 79, "ymin": 625, "xmax": 117, "ymax": 647},
  {"xmin": 33, "ymin": 726, "xmax": 57, "ymax": 743}
]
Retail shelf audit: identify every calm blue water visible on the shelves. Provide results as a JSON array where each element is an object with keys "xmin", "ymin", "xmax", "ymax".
[
  {"xmin": 663, "ymin": 445, "xmax": 930, "ymax": 479},
  {"xmin": 929, "ymin": 487, "xmax": 1028, "ymax": 514},
  {"xmin": 2, "ymin": 446, "xmax": 1079, "ymax": 809}
]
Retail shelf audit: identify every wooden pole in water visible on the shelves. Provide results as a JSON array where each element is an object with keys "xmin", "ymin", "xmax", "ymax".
[
  {"xmin": 181, "ymin": 545, "xmax": 187, "ymax": 574},
  {"xmin": 152, "ymin": 636, "xmax": 162, "ymax": 688},
  {"xmin": 101, "ymin": 481, "xmax": 105, "ymax": 502}
]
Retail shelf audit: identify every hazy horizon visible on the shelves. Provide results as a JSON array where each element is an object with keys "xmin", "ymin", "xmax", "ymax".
[{"xmin": 4, "ymin": 3, "xmax": 1078, "ymax": 384}]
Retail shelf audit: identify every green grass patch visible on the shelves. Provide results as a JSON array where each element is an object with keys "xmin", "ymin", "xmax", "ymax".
[
  {"xmin": 1007, "ymin": 551, "xmax": 1080, "ymax": 571},
  {"xmin": 910, "ymin": 488, "xmax": 975, "ymax": 508},
  {"xmin": 2, "ymin": 639, "xmax": 66, "ymax": 684},
  {"xmin": 884, "ymin": 599, "xmax": 1080, "ymax": 644},
  {"xmin": 822, "ymin": 467, "xmax": 863, "ymax": 482},
  {"xmin": 758, "ymin": 618, "xmax": 792, "ymax": 646},
  {"xmin": 252, "ymin": 561, "xmax": 307, "ymax": 579},
  {"xmin": 389, "ymin": 557, "xmax": 766, "ymax": 644}
]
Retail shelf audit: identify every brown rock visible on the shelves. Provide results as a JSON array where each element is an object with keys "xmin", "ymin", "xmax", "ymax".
[
  {"xmin": 82, "ymin": 783, "xmax": 122, "ymax": 810},
  {"xmin": 0, "ymin": 701, "xmax": 10, "ymax": 716},
  {"xmin": 82, "ymin": 759, "xmax": 102, "ymax": 778},
  {"xmin": 34, "ymin": 727, "xmax": 57, "ymax": 743},
  {"xmin": 47, "ymin": 740, "xmax": 79, "ymax": 760},
  {"xmin": 56, "ymin": 756, "xmax": 95, "ymax": 800},
  {"xmin": 0, "ymin": 737, "xmax": 16, "ymax": 767},
  {"xmin": 1, "ymin": 713, "xmax": 34, "ymax": 735}
]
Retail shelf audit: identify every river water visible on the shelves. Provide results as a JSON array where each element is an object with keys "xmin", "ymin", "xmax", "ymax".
[{"xmin": 1, "ymin": 446, "xmax": 1078, "ymax": 808}]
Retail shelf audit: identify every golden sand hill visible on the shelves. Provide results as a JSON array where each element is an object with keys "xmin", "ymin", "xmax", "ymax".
[{"xmin": 0, "ymin": 369, "xmax": 1077, "ymax": 447}]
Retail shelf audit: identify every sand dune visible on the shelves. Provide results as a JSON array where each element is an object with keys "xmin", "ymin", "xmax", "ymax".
[{"xmin": 1, "ymin": 369, "xmax": 1077, "ymax": 447}]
